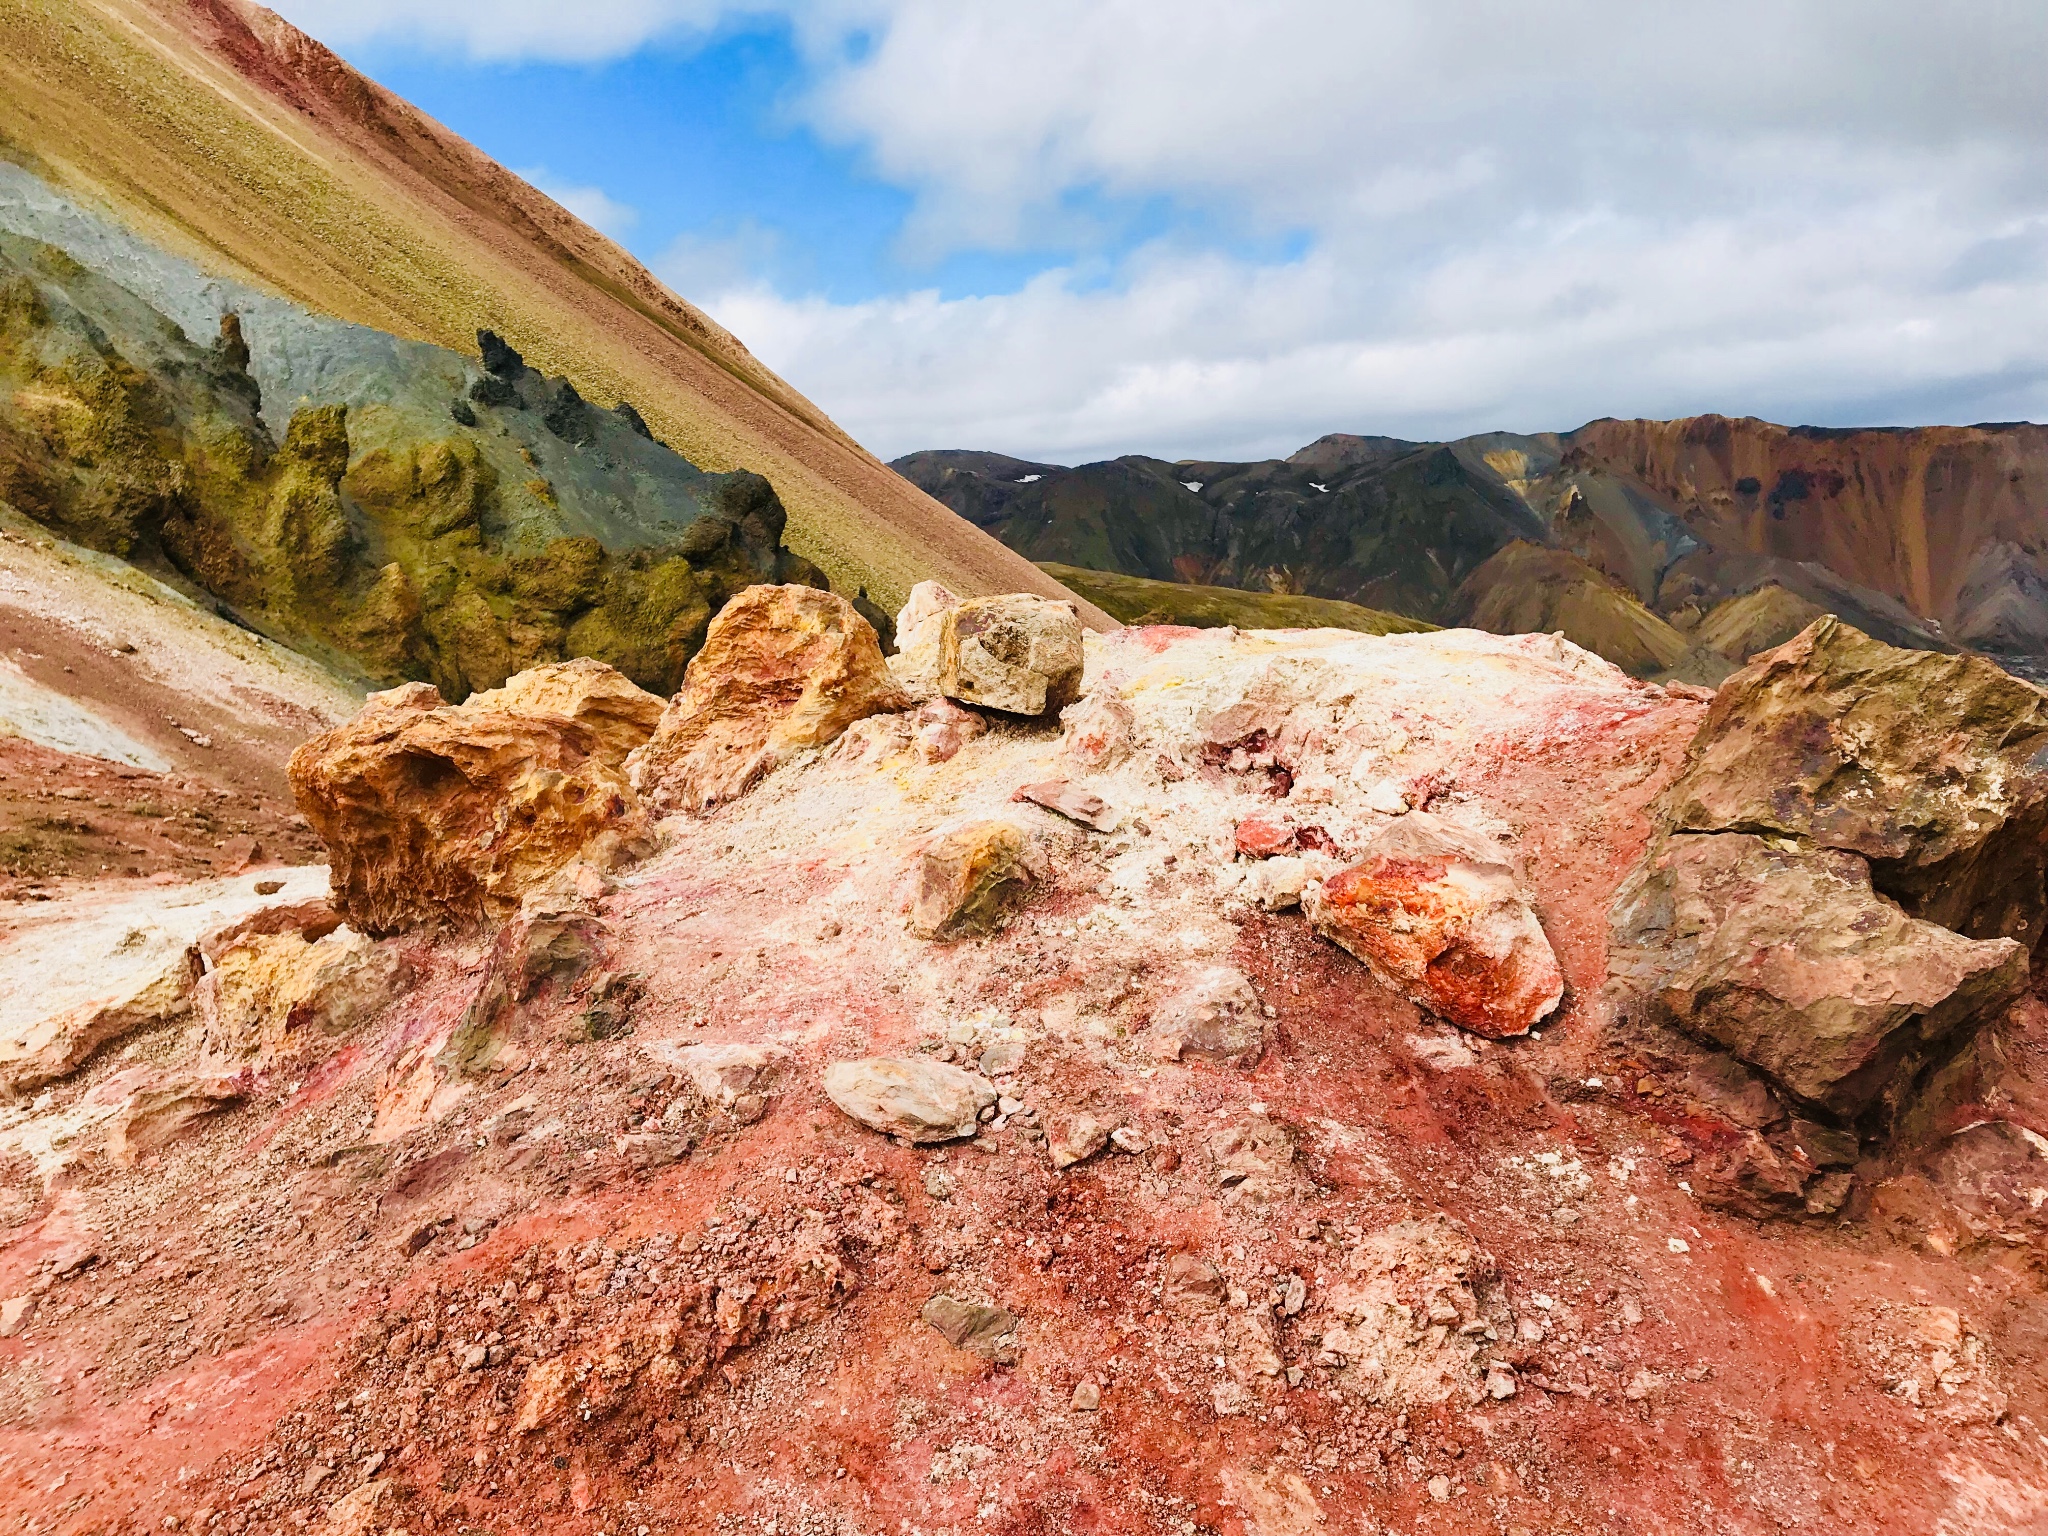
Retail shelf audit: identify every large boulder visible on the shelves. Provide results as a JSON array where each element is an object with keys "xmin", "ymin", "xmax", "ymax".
[
  {"xmin": 939, "ymin": 593, "xmax": 1085, "ymax": 717},
  {"xmin": 1658, "ymin": 616, "xmax": 2048, "ymax": 947},
  {"xmin": 822, "ymin": 1056, "xmax": 996, "ymax": 1142},
  {"xmin": 1610, "ymin": 833, "xmax": 2028, "ymax": 1122},
  {"xmin": 464, "ymin": 656, "xmax": 665, "ymax": 769},
  {"xmin": 289, "ymin": 674, "xmax": 653, "ymax": 935},
  {"xmin": 1307, "ymin": 814, "xmax": 1563, "ymax": 1039},
  {"xmin": 630, "ymin": 584, "xmax": 908, "ymax": 813}
]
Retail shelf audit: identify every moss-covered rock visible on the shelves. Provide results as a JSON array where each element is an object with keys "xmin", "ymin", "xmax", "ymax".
[{"xmin": 0, "ymin": 234, "xmax": 835, "ymax": 701}]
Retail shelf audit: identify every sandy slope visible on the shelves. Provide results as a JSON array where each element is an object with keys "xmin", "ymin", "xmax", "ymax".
[{"xmin": 0, "ymin": 0, "xmax": 1109, "ymax": 625}]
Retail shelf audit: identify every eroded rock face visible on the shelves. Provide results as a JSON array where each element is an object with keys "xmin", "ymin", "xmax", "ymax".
[
  {"xmin": 631, "ymin": 584, "xmax": 908, "ymax": 814},
  {"xmin": 822, "ymin": 1057, "xmax": 996, "ymax": 1143},
  {"xmin": 1308, "ymin": 814, "xmax": 1563, "ymax": 1039},
  {"xmin": 465, "ymin": 656, "xmax": 665, "ymax": 770},
  {"xmin": 939, "ymin": 594, "xmax": 1084, "ymax": 717},
  {"xmin": 906, "ymin": 821, "xmax": 1032, "ymax": 939},
  {"xmin": 1659, "ymin": 616, "xmax": 2048, "ymax": 947},
  {"xmin": 1611, "ymin": 833, "xmax": 2028, "ymax": 1121},
  {"xmin": 196, "ymin": 925, "xmax": 406, "ymax": 1071},
  {"xmin": 289, "ymin": 676, "xmax": 652, "ymax": 935}
]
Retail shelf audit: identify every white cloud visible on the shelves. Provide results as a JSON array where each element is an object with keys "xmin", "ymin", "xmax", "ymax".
[
  {"xmin": 514, "ymin": 167, "xmax": 641, "ymax": 238},
  {"xmin": 269, "ymin": 0, "xmax": 736, "ymax": 63},
  {"xmin": 709, "ymin": 176, "xmax": 2048, "ymax": 462},
  {"xmin": 273, "ymin": 0, "xmax": 2048, "ymax": 458}
]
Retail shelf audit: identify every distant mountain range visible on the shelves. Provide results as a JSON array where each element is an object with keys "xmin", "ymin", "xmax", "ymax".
[{"xmin": 894, "ymin": 416, "xmax": 2048, "ymax": 682}]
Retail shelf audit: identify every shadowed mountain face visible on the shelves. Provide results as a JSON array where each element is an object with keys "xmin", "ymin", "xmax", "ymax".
[{"xmin": 897, "ymin": 416, "xmax": 2048, "ymax": 679}]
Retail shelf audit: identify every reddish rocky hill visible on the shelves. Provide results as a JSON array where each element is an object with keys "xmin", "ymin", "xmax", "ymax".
[{"xmin": 4, "ymin": 582, "xmax": 2047, "ymax": 1534}]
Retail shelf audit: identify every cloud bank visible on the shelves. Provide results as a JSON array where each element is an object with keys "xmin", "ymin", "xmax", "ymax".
[{"xmin": 276, "ymin": 0, "xmax": 2048, "ymax": 461}]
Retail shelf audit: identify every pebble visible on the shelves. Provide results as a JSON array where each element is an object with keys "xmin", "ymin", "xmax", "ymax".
[{"xmin": 1071, "ymin": 1381, "xmax": 1100, "ymax": 1412}]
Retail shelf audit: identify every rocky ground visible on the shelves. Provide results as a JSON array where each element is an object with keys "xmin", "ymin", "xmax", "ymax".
[{"xmin": 2, "ymin": 586, "xmax": 2047, "ymax": 1536}]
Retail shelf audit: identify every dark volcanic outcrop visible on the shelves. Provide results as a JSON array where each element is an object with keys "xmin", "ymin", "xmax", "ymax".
[{"xmin": 0, "ymin": 233, "xmax": 828, "ymax": 699}]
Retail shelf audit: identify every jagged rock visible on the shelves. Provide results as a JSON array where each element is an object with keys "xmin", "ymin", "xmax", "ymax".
[
  {"xmin": 887, "ymin": 580, "xmax": 961, "ymax": 702},
  {"xmin": 938, "ymin": 593, "xmax": 1085, "ymax": 716},
  {"xmin": 1150, "ymin": 966, "xmax": 1266, "ymax": 1066},
  {"xmin": 196, "ymin": 925, "xmax": 406, "ymax": 1070},
  {"xmin": 906, "ymin": 822, "xmax": 1032, "ymax": 939},
  {"xmin": 1060, "ymin": 688, "xmax": 1135, "ymax": 769},
  {"xmin": 289, "ymin": 676, "xmax": 652, "ymax": 935},
  {"xmin": 466, "ymin": 656, "xmax": 665, "ymax": 769},
  {"xmin": 1611, "ymin": 832, "xmax": 2028, "ymax": 1121},
  {"xmin": 630, "ymin": 584, "xmax": 908, "ymax": 813},
  {"xmin": 1659, "ymin": 617, "xmax": 2048, "ymax": 947},
  {"xmin": 106, "ymin": 1073, "xmax": 244, "ymax": 1165},
  {"xmin": 655, "ymin": 1042, "xmax": 784, "ymax": 1107},
  {"xmin": 1013, "ymin": 779, "xmax": 1115, "ymax": 832},
  {"xmin": 1307, "ymin": 813, "xmax": 1562, "ymax": 1039},
  {"xmin": 921, "ymin": 1294, "xmax": 1018, "ymax": 1360},
  {"xmin": 822, "ymin": 1056, "xmax": 996, "ymax": 1143},
  {"xmin": 1164, "ymin": 1252, "xmax": 1226, "ymax": 1313}
]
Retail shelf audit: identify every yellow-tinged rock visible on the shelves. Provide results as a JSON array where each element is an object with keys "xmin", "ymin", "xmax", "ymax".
[
  {"xmin": 290, "ymin": 674, "xmax": 654, "ymax": 935},
  {"xmin": 465, "ymin": 655, "xmax": 666, "ymax": 769},
  {"xmin": 631, "ymin": 583, "xmax": 909, "ymax": 813},
  {"xmin": 907, "ymin": 821, "xmax": 1032, "ymax": 939}
]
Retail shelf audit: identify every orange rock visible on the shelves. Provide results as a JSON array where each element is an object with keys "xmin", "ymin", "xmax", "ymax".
[
  {"xmin": 1308, "ymin": 812, "xmax": 1562, "ymax": 1039},
  {"xmin": 630, "ymin": 584, "xmax": 908, "ymax": 813},
  {"xmin": 288, "ymin": 672, "xmax": 653, "ymax": 935},
  {"xmin": 465, "ymin": 655, "xmax": 665, "ymax": 770}
]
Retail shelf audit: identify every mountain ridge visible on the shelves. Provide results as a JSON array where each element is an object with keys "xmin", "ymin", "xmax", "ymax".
[{"xmin": 896, "ymin": 412, "xmax": 2047, "ymax": 678}]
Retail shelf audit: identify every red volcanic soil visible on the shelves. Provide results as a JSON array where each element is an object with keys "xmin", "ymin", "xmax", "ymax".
[{"xmin": 2, "ymin": 628, "xmax": 2046, "ymax": 1536}]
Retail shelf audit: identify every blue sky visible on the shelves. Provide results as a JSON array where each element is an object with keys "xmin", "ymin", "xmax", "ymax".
[{"xmin": 275, "ymin": 2, "xmax": 2048, "ymax": 465}]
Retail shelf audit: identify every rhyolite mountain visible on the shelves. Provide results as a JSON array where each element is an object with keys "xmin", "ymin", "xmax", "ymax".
[
  {"xmin": 896, "ymin": 417, "xmax": 2048, "ymax": 681},
  {"xmin": 0, "ymin": 0, "xmax": 1104, "ymax": 628}
]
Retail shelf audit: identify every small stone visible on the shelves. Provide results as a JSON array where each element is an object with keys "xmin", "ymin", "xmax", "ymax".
[
  {"xmin": 1013, "ymin": 780, "xmax": 1116, "ymax": 832},
  {"xmin": 0, "ymin": 1296, "xmax": 35, "ymax": 1337},
  {"xmin": 1149, "ymin": 967, "xmax": 1264, "ymax": 1066},
  {"xmin": 1109, "ymin": 1126, "xmax": 1148, "ymax": 1155},
  {"xmin": 921, "ymin": 1294, "xmax": 1018, "ymax": 1360},
  {"xmin": 1047, "ymin": 1112, "xmax": 1113, "ymax": 1170},
  {"xmin": 1427, "ymin": 1474, "xmax": 1452, "ymax": 1502},
  {"xmin": 908, "ymin": 822, "xmax": 1032, "ymax": 939},
  {"xmin": 823, "ymin": 1057, "xmax": 996, "ymax": 1143},
  {"xmin": 254, "ymin": 879, "xmax": 285, "ymax": 896},
  {"xmin": 1485, "ymin": 1362, "xmax": 1518, "ymax": 1399},
  {"xmin": 461, "ymin": 1344, "xmax": 488, "ymax": 1371},
  {"xmin": 1071, "ymin": 1380, "xmax": 1101, "ymax": 1412}
]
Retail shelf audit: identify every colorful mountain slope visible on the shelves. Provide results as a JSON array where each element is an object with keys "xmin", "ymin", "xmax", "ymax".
[{"xmin": 0, "ymin": 0, "xmax": 1106, "ymax": 626}]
